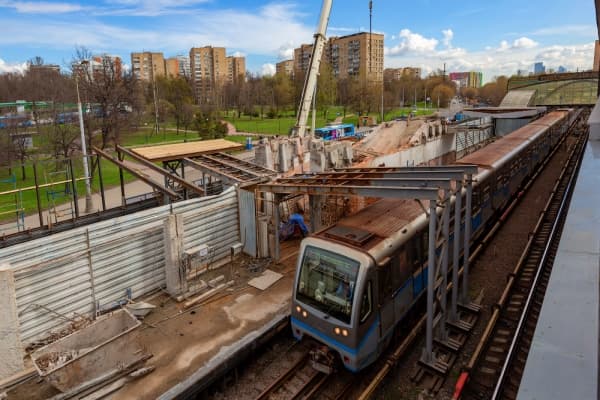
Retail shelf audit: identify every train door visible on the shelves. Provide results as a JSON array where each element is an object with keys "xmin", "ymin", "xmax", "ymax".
[{"xmin": 377, "ymin": 261, "xmax": 395, "ymax": 339}]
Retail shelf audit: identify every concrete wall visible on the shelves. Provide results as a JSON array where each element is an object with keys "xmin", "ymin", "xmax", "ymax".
[{"xmin": 370, "ymin": 132, "xmax": 456, "ymax": 167}]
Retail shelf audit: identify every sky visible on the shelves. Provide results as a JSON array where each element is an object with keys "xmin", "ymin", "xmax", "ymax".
[{"xmin": 0, "ymin": 0, "xmax": 596, "ymax": 82}]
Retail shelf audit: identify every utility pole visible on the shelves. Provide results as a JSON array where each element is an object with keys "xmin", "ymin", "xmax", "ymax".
[{"xmin": 76, "ymin": 61, "xmax": 94, "ymax": 214}]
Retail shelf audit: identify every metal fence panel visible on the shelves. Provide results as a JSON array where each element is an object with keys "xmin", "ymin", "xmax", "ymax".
[
  {"xmin": 239, "ymin": 190, "xmax": 257, "ymax": 257},
  {"xmin": 0, "ymin": 188, "xmax": 239, "ymax": 345}
]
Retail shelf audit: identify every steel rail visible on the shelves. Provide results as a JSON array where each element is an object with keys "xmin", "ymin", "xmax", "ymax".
[{"xmin": 490, "ymin": 131, "xmax": 587, "ymax": 399}]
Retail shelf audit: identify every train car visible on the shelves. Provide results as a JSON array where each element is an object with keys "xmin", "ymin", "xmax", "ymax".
[{"xmin": 291, "ymin": 109, "xmax": 574, "ymax": 372}]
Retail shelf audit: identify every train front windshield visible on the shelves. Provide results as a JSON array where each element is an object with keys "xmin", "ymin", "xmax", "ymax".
[{"xmin": 296, "ymin": 245, "xmax": 360, "ymax": 324}]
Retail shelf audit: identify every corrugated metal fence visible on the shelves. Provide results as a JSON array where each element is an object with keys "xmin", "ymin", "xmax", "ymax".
[
  {"xmin": 238, "ymin": 190, "xmax": 257, "ymax": 257},
  {"xmin": 0, "ymin": 188, "xmax": 239, "ymax": 345}
]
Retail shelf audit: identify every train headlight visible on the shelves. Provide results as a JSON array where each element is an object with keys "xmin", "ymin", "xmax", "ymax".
[
  {"xmin": 296, "ymin": 305, "xmax": 301, "ymax": 313},
  {"xmin": 302, "ymin": 310, "xmax": 308, "ymax": 318},
  {"xmin": 342, "ymin": 329, "xmax": 349, "ymax": 337},
  {"xmin": 334, "ymin": 327, "xmax": 341, "ymax": 335}
]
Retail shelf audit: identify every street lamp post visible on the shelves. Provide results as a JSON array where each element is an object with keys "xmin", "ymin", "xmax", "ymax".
[{"xmin": 76, "ymin": 61, "xmax": 94, "ymax": 213}]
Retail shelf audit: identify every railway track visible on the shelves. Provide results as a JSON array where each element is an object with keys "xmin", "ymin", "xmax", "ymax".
[{"xmin": 457, "ymin": 120, "xmax": 588, "ymax": 400}]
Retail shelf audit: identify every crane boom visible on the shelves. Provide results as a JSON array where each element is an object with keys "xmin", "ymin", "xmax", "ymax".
[{"xmin": 291, "ymin": 0, "xmax": 332, "ymax": 139}]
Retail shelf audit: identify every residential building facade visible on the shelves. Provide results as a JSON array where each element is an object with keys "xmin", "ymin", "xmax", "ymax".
[
  {"xmin": 384, "ymin": 67, "xmax": 422, "ymax": 80},
  {"xmin": 165, "ymin": 57, "xmax": 179, "ymax": 78},
  {"xmin": 176, "ymin": 55, "xmax": 191, "ymax": 78},
  {"xmin": 190, "ymin": 46, "xmax": 246, "ymax": 103},
  {"xmin": 227, "ymin": 56, "xmax": 246, "ymax": 85},
  {"xmin": 449, "ymin": 71, "xmax": 483, "ymax": 88},
  {"xmin": 131, "ymin": 52, "xmax": 165, "ymax": 82},
  {"xmin": 293, "ymin": 32, "xmax": 384, "ymax": 83},
  {"xmin": 276, "ymin": 60, "xmax": 294, "ymax": 77}
]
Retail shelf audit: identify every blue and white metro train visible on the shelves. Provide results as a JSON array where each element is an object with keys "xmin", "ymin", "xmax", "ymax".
[{"xmin": 291, "ymin": 109, "xmax": 578, "ymax": 372}]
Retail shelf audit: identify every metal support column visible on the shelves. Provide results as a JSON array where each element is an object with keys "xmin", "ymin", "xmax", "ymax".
[
  {"xmin": 32, "ymin": 162, "xmax": 43, "ymax": 227},
  {"xmin": 309, "ymin": 195, "xmax": 323, "ymax": 233},
  {"xmin": 422, "ymin": 199, "xmax": 438, "ymax": 364},
  {"xmin": 439, "ymin": 190, "xmax": 450, "ymax": 341},
  {"xmin": 97, "ymin": 154, "xmax": 107, "ymax": 211},
  {"xmin": 450, "ymin": 180, "xmax": 463, "ymax": 322},
  {"xmin": 461, "ymin": 174, "xmax": 473, "ymax": 304},
  {"xmin": 274, "ymin": 195, "xmax": 281, "ymax": 262}
]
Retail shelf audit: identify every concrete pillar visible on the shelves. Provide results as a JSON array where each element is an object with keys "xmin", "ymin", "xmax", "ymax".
[
  {"xmin": 255, "ymin": 141, "xmax": 274, "ymax": 170},
  {"xmin": 164, "ymin": 214, "xmax": 187, "ymax": 297},
  {"xmin": 278, "ymin": 141, "xmax": 291, "ymax": 173},
  {"xmin": 0, "ymin": 265, "xmax": 25, "ymax": 380}
]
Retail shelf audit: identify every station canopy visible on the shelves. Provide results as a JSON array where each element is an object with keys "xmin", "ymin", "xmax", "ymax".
[{"xmin": 131, "ymin": 139, "xmax": 243, "ymax": 162}]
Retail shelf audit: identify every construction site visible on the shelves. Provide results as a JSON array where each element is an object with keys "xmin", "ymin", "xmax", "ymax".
[{"xmin": 2, "ymin": 1, "xmax": 600, "ymax": 400}]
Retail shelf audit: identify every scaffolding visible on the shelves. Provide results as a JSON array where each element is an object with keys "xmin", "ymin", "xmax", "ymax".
[
  {"xmin": 44, "ymin": 161, "xmax": 75, "ymax": 225},
  {"xmin": 0, "ymin": 174, "xmax": 25, "ymax": 232}
]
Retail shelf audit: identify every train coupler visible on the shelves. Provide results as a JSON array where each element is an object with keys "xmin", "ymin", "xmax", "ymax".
[{"xmin": 309, "ymin": 345, "xmax": 336, "ymax": 374}]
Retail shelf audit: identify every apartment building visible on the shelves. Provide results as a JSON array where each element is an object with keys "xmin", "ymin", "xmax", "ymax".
[
  {"xmin": 384, "ymin": 67, "xmax": 422, "ymax": 80},
  {"xmin": 293, "ymin": 32, "xmax": 384, "ymax": 82},
  {"xmin": 449, "ymin": 71, "xmax": 483, "ymax": 88},
  {"xmin": 176, "ymin": 55, "xmax": 191, "ymax": 78},
  {"xmin": 131, "ymin": 52, "xmax": 165, "ymax": 82},
  {"xmin": 227, "ymin": 56, "xmax": 246, "ymax": 85},
  {"xmin": 165, "ymin": 57, "xmax": 179, "ymax": 78},
  {"xmin": 293, "ymin": 44, "xmax": 314, "ymax": 77},
  {"xmin": 189, "ymin": 46, "xmax": 246, "ymax": 103},
  {"xmin": 72, "ymin": 54, "xmax": 122, "ymax": 81},
  {"xmin": 276, "ymin": 60, "xmax": 294, "ymax": 77}
]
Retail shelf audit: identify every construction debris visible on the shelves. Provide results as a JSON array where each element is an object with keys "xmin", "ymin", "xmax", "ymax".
[{"xmin": 183, "ymin": 280, "xmax": 235, "ymax": 309}]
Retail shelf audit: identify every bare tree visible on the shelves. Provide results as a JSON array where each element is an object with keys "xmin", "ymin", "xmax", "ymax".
[{"xmin": 73, "ymin": 46, "xmax": 141, "ymax": 150}]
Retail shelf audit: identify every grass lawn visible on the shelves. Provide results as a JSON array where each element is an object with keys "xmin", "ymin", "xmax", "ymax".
[{"xmin": 0, "ymin": 159, "xmax": 136, "ymax": 225}]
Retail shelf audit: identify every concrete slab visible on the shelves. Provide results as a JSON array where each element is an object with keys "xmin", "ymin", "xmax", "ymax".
[{"xmin": 248, "ymin": 269, "xmax": 284, "ymax": 291}]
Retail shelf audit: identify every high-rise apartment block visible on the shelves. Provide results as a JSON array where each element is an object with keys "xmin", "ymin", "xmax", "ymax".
[
  {"xmin": 131, "ymin": 52, "xmax": 165, "ymax": 82},
  {"xmin": 449, "ymin": 71, "xmax": 483, "ymax": 88},
  {"xmin": 293, "ymin": 32, "xmax": 384, "ymax": 82},
  {"xmin": 227, "ymin": 56, "xmax": 246, "ymax": 85},
  {"xmin": 294, "ymin": 44, "xmax": 314, "ymax": 77},
  {"xmin": 384, "ymin": 67, "xmax": 422, "ymax": 80},
  {"xmin": 165, "ymin": 57, "xmax": 179, "ymax": 78},
  {"xmin": 189, "ymin": 46, "xmax": 246, "ymax": 103},
  {"xmin": 72, "ymin": 54, "xmax": 122, "ymax": 81},
  {"xmin": 328, "ymin": 32, "xmax": 384, "ymax": 82},
  {"xmin": 276, "ymin": 60, "xmax": 294, "ymax": 77},
  {"xmin": 176, "ymin": 55, "xmax": 191, "ymax": 78}
]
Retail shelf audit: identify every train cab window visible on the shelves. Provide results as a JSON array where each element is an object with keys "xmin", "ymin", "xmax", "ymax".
[
  {"xmin": 296, "ymin": 246, "xmax": 360, "ymax": 324},
  {"xmin": 360, "ymin": 281, "xmax": 372, "ymax": 324}
]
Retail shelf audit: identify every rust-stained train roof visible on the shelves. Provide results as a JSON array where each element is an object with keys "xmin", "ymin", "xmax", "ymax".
[
  {"xmin": 316, "ymin": 198, "xmax": 423, "ymax": 251},
  {"xmin": 456, "ymin": 110, "xmax": 567, "ymax": 169},
  {"xmin": 529, "ymin": 110, "xmax": 568, "ymax": 127}
]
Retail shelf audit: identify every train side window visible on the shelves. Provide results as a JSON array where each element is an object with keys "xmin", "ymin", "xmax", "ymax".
[{"xmin": 360, "ymin": 281, "xmax": 372, "ymax": 324}]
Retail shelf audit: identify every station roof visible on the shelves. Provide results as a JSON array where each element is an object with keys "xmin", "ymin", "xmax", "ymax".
[{"xmin": 131, "ymin": 139, "xmax": 243, "ymax": 162}]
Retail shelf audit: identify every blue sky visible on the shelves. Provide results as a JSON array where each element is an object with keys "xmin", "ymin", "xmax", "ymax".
[{"xmin": 0, "ymin": 0, "xmax": 596, "ymax": 82}]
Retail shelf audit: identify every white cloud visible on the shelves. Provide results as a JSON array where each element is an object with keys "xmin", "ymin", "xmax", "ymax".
[
  {"xmin": 277, "ymin": 42, "xmax": 295, "ymax": 60},
  {"xmin": 531, "ymin": 24, "xmax": 596, "ymax": 37},
  {"xmin": 0, "ymin": 58, "xmax": 27, "ymax": 74},
  {"xmin": 384, "ymin": 28, "xmax": 593, "ymax": 83},
  {"xmin": 387, "ymin": 29, "xmax": 439, "ymax": 55},
  {"xmin": 442, "ymin": 29, "xmax": 454, "ymax": 48},
  {"xmin": 231, "ymin": 51, "xmax": 246, "ymax": 58},
  {"xmin": 0, "ymin": 1, "xmax": 83, "ymax": 13},
  {"xmin": 261, "ymin": 63, "xmax": 275, "ymax": 76},
  {"xmin": 513, "ymin": 37, "xmax": 538, "ymax": 49}
]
